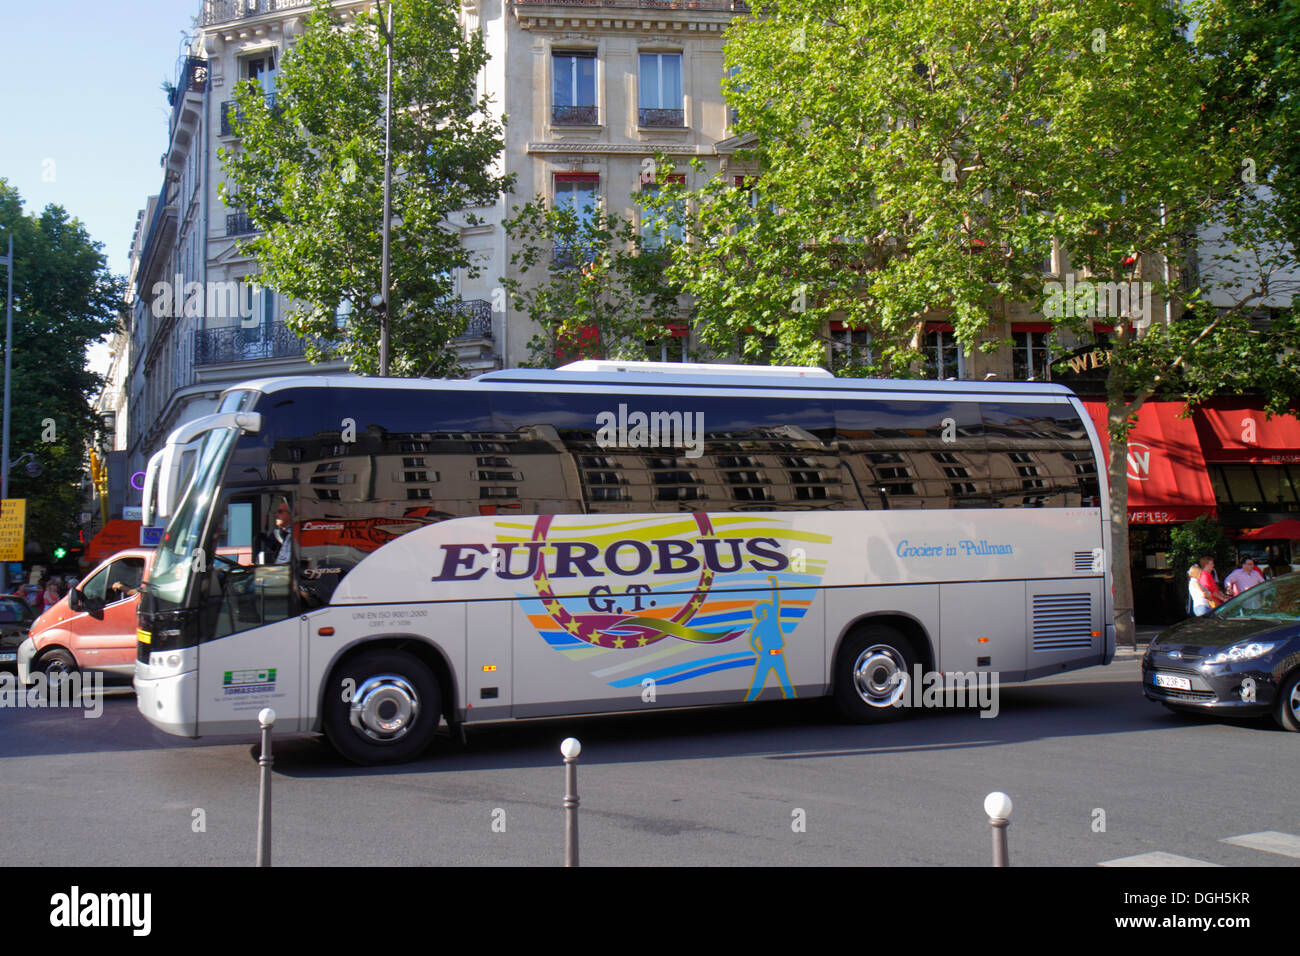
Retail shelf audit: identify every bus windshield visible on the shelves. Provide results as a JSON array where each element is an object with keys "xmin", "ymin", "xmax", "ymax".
[{"xmin": 149, "ymin": 427, "xmax": 239, "ymax": 609}]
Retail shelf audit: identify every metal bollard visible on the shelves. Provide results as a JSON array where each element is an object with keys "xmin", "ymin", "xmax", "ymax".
[
  {"xmin": 256, "ymin": 708, "xmax": 276, "ymax": 867},
  {"xmin": 984, "ymin": 791, "xmax": 1012, "ymax": 867},
  {"xmin": 561, "ymin": 737, "xmax": 581, "ymax": 867}
]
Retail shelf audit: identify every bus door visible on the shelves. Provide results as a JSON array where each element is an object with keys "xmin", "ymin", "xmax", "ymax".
[{"xmin": 194, "ymin": 490, "xmax": 305, "ymax": 734}]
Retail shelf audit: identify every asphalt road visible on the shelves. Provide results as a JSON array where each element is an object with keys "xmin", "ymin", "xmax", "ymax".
[{"xmin": 1, "ymin": 651, "xmax": 1297, "ymax": 867}]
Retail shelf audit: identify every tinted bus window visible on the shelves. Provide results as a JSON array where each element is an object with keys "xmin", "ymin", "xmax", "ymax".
[
  {"xmin": 981, "ymin": 402, "xmax": 1099, "ymax": 507},
  {"xmin": 491, "ymin": 390, "xmax": 845, "ymax": 513},
  {"xmin": 834, "ymin": 398, "xmax": 988, "ymax": 509}
]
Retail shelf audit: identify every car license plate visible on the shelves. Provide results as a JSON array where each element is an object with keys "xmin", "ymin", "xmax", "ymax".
[
  {"xmin": 1153, "ymin": 673, "xmax": 1192, "ymax": 690},
  {"xmin": 0, "ymin": 651, "xmax": 16, "ymax": 663}
]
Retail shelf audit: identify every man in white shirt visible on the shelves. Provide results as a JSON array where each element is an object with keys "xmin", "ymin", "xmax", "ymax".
[{"xmin": 1224, "ymin": 557, "xmax": 1265, "ymax": 597}]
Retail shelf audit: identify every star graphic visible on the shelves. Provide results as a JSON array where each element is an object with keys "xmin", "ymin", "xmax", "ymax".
[{"xmin": 612, "ymin": 637, "xmax": 625, "ymax": 649}]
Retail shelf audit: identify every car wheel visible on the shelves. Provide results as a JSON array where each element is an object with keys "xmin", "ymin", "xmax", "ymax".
[
  {"xmin": 1273, "ymin": 669, "xmax": 1300, "ymax": 732},
  {"xmin": 833, "ymin": 625, "xmax": 917, "ymax": 723},
  {"xmin": 323, "ymin": 650, "xmax": 441, "ymax": 765},
  {"xmin": 36, "ymin": 648, "xmax": 78, "ymax": 681}
]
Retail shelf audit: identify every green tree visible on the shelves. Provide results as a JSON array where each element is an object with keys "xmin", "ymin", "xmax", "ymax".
[
  {"xmin": 1169, "ymin": 515, "xmax": 1234, "ymax": 592},
  {"xmin": 654, "ymin": 0, "xmax": 1300, "ymax": 649},
  {"xmin": 503, "ymin": 195, "xmax": 685, "ymax": 367},
  {"xmin": 220, "ymin": 0, "xmax": 510, "ymax": 377},
  {"xmin": 0, "ymin": 180, "xmax": 122, "ymax": 559}
]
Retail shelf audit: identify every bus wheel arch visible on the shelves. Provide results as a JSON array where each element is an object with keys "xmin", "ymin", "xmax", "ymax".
[
  {"xmin": 320, "ymin": 637, "xmax": 456, "ymax": 765},
  {"xmin": 831, "ymin": 614, "xmax": 933, "ymax": 723}
]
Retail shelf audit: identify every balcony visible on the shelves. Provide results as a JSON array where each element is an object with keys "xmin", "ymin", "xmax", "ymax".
[
  {"xmin": 226, "ymin": 211, "xmax": 257, "ymax": 236},
  {"xmin": 201, "ymin": 0, "xmax": 313, "ymax": 26},
  {"xmin": 194, "ymin": 320, "xmax": 309, "ymax": 366},
  {"xmin": 551, "ymin": 243, "xmax": 599, "ymax": 270},
  {"xmin": 448, "ymin": 299, "xmax": 494, "ymax": 340},
  {"xmin": 552, "ymin": 105, "xmax": 599, "ymax": 126},
  {"xmin": 515, "ymin": 0, "xmax": 747, "ymax": 9},
  {"xmin": 221, "ymin": 92, "xmax": 278, "ymax": 136},
  {"xmin": 638, "ymin": 107, "xmax": 685, "ymax": 128}
]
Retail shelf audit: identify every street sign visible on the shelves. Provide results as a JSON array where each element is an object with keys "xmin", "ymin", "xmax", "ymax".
[
  {"xmin": 0, "ymin": 498, "xmax": 26, "ymax": 562},
  {"xmin": 140, "ymin": 526, "xmax": 164, "ymax": 547}
]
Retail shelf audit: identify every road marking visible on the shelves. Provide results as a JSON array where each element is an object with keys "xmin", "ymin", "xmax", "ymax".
[
  {"xmin": 1220, "ymin": 831, "xmax": 1300, "ymax": 859},
  {"xmin": 1098, "ymin": 852, "xmax": 1221, "ymax": 867}
]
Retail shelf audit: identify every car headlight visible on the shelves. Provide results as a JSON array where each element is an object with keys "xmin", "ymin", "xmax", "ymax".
[{"xmin": 1204, "ymin": 641, "xmax": 1280, "ymax": 666}]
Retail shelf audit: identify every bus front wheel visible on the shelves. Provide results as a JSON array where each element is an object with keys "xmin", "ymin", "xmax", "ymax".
[
  {"xmin": 833, "ymin": 625, "xmax": 917, "ymax": 723},
  {"xmin": 324, "ymin": 650, "xmax": 441, "ymax": 765}
]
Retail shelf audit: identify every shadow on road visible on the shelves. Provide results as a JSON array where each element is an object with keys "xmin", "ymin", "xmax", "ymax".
[{"xmin": 0, "ymin": 664, "xmax": 1281, "ymax": 772}]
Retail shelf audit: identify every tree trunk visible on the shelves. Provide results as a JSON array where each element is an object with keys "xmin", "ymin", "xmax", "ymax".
[{"xmin": 1107, "ymin": 407, "xmax": 1137, "ymax": 650}]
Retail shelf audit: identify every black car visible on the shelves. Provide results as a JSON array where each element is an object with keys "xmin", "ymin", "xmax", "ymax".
[
  {"xmin": 1143, "ymin": 574, "xmax": 1300, "ymax": 730},
  {"xmin": 0, "ymin": 595, "xmax": 36, "ymax": 671}
]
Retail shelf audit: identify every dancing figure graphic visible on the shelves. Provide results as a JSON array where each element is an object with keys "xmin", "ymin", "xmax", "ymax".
[{"xmin": 745, "ymin": 574, "xmax": 795, "ymax": 701}]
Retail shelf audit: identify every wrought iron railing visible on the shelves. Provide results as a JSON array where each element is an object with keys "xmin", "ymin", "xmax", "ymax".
[
  {"xmin": 226, "ymin": 211, "xmax": 257, "ymax": 236},
  {"xmin": 638, "ymin": 107, "xmax": 685, "ymax": 127},
  {"xmin": 551, "ymin": 243, "xmax": 599, "ymax": 270},
  {"xmin": 448, "ymin": 299, "xmax": 494, "ymax": 339},
  {"xmin": 194, "ymin": 321, "xmax": 309, "ymax": 365},
  {"xmin": 221, "ymin": 92, "xmax": 278, "ymax": 136},
  {"xmin": 552, "ymin": 105, "xmax": 599, "ymax": 125},
  {"xmin": 515, "ymin": 0, "xmax": 748, "ymax": 9},
  {"xmin": 200, "ymin": 0, "xmax": 314, "ymax": 26}
]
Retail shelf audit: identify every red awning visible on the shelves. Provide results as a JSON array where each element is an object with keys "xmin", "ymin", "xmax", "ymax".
[
  {"xmin": 1237, "ymin": 518, "xmax": 1300, "ymax": 540},
  {"xmin": 1192, "ymin": 399, "xmax": 1300, "ymax": 464},
  {"xmin": 1082, "ymin": 401, "xmax": 1218, "ymax": 524}
]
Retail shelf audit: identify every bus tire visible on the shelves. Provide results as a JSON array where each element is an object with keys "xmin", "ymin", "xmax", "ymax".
[
  {"xmin": 1273, "ymin": 669, "xmax": 1300, "ymax": 732},
  {"xmin": 324, "ymin": 650, "xmax": 441, "ymax": 765},
  {"xmin": 833, "ymin": 625, "xmax": 916, "ymax": 723}
]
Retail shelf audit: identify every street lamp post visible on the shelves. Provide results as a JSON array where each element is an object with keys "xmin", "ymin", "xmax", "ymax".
[
  {"xmin": 0, "ymin": 234, "xmax": 12, "ymax": 595},
  {"xmin": 378, "ymin": 0, "xmax": 394, "ymax": 377}
]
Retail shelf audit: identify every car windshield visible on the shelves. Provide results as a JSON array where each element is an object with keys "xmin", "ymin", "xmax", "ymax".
[
  {"xmin": 1215, "ymin": 575, "xmax": 1300, "ymax": 622},
  {"xmin": 149, "ymin": 427, "xmax": 239, "ymax": 609}
]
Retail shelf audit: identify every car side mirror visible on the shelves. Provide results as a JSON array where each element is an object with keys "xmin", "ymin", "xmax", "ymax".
[{"xmin": 69, "ymin": 588, "xmax": 84, "ymax": 612}]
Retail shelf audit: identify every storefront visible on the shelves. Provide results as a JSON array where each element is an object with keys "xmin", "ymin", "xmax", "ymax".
[{"xmin": 1082, "ymin": 401, "xmax": 1219, "ymax": 624}]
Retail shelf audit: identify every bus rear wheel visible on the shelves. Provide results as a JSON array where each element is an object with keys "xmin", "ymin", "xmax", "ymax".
[
  {"xmin": 324, "ymin": 650, "xmax": 441, "ymax": 765},
  {"xmin": 833, "ymin": 625, "xmax": 917, "ymax": 723}
]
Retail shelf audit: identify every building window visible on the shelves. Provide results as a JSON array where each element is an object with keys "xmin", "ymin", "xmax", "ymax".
[
  {"xmin": 645, "ymin": 322, "xmax": 688, "ymax": 362},
  {"xmin": 923, "ymin": 329, "xmax": 964, "ymax": 379},
  {"xmin": 1012, "ymin": 328, "xmax": 1051, "ymax": 381},
  {"xmin": 639, "ymin": 53, "xmax": 683, "ymax": 127},
  {"xmin": 553, "ymin": 175, "xmax": 599, "ymax": 268},
  {"xmin": 640, "ymin": 176, "xmax": 685, "ymax": 248},
  {"xmin": 552, "ymin": 50, "xmax": 597, "ymax": 125},
  {"xmin": 406, "ymin": 488, "xmax": 432, "ymax": 500},
  {"xmin": 830, "ymin": 323, "xmax": 872, "ymax": 372}
]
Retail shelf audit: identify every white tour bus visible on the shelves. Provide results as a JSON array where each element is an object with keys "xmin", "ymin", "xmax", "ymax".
[{"xmin": 135, "ymin": 362, "xmax": 1113, "ymax": 763}]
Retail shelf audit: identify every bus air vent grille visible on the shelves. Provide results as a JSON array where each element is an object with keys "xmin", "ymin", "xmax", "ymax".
[
  {"xmin": 1032, "ymin": 593, "xmax": 1093, "ymax": 650},
  {"xmin": 1073, "ymin": 551, "xmax": 1095, "ymax": 572}
]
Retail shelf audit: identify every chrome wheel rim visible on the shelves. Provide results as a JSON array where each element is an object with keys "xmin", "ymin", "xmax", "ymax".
[
  {"xmin": 349, "ymin": 674, "xmax": 420, "ymax": 743},
  {"xmin": 852, "ymin": 644, "xmax": 909, "ymax": 708},
  {"xmin": 1290, "ymin": 682, "xmax": 1300, "ymax": 721}
]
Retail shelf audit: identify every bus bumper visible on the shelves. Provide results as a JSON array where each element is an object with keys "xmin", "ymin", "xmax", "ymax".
[
  {"xmin": 1102, "ymin": 623, "xmax": 1116, "ymax": 665},
  {"xmin": 134, "ymin": 652, "xmax": 199, "ymax": 738}
]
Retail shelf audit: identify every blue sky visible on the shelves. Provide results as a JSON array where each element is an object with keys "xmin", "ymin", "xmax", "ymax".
[{"xmin": 0, "ymin": 0, "xmax": 200, "ymax": 279}]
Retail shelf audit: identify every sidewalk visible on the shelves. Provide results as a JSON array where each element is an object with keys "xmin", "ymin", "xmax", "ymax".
[{"xmin": 1113, "ymin": 625, "xmax": 1164, "ymax": 658}]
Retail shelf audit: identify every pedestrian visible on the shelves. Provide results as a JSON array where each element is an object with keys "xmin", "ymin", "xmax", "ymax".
[
  {"xmin": 42, "ymin": 577, "xmax": 60, "ymax": 612},
  {"xmin": 1224, "ymin": 556, "xmax": 1265, "ymax": 597},
  {"xmin": 1198, "ymin": 556, "xmax": 1228, "ymax": 609},
  {"xmin": 1188, "ymin": 566, "xmax": 1212, "ymax": 616}
]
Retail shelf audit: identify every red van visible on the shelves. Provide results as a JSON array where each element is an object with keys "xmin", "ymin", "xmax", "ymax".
[{"xmin": 16, "ymin": 546, "xmax": 247, "ymax": 684}]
